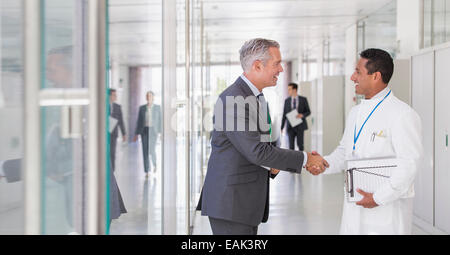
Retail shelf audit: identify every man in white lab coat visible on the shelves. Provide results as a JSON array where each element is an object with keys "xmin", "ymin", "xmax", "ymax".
[{"xmin": 321, "ymin": 48, "xmax": 423, "ymax": 234}]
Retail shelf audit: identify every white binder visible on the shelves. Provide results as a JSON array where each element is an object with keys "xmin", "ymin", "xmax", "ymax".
[
  {"xmin": 345, "ymin": 157, "xmax": 398, "ymax": 202},
  {"xmin": 286, "ymin": 109, "xmax": 303, "ymax": 127}
]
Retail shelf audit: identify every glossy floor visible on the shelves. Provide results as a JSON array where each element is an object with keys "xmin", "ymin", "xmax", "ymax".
[{"xmin": 110, "ymin": 139, "xmax": 429, "ymax": 235}]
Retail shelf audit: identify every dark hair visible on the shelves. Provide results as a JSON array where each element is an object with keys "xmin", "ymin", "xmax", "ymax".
[
  {"xmin": 109, "ymin": 88, "xmax": 116, "ymax": 95},
  {"xmin": 288, "ymin": 83, "xmax": 298, "ymax": 91},
  {"xmin": 360, "ymin": 48, "xmax": 394, "ymax": 84},
  {"xmin": 146, "ymin": 91, "xmax": 154, "ymax": 97}
]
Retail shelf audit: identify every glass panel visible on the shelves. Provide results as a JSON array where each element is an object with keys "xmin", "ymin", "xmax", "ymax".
[
  {"xmin": 189, "ymin": 0, "xmax": 204, "ymax": 230},
  {"xmin": 359, "ymin": 0, "xmax": 397, "ymax": 56},
  {"xmin": 423, "ymin": 0, "xmax": 450, "ymax": 48},
  {"xmin": 108, "ymin": 0, "xmax": 163, "ymax": 235},
  {"xmin": 424, "ymin": 0, "xmax": 433, "ymax": 48},
  {"xmin": 447, "ymin": 0, "xmax": 450, "ymax": 41},
  {"xmin": 41, "ymin": 0, "xmax": 88, "ymax": 234},
  {"xmin": 0, "ymin": 0, "xmax": 25, "ymax": 235},
  {"xmin": 176, "ymin": 0, "xmax": 188, "ymax": 234},
  {"xmin": 433, "ymin": 0, "xmax": 447, "ymax": 45}
]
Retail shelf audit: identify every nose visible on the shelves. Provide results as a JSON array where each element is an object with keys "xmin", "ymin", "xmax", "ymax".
[
  {"xmin": 350, "ymin": 72, "xmax": 357, "ymax": 82},
  {"xmin": 279, "ymin": 64, "xmax": 284, "ymax": 73}
]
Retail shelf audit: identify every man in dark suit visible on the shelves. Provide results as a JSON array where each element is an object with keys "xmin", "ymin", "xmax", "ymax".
[
  {"xmin": 197, "ymin": 38, "xmax": 328, "ymax": 235},
  {"xmin": 133, "ymin": 91, "xmax": 162, "ymax": 177},
  {"xmin": 281, "ymin": 83, "xmax": 311, "ymax": 151},
  {"xmin": 109, "ymin": 89, "xmax": 127, "ymax": 172}
]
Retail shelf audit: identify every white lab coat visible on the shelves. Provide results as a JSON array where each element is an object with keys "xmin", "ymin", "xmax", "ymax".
[{"xmin": 324, "ymin": 87, "xmax": 423, "ymax": 235}]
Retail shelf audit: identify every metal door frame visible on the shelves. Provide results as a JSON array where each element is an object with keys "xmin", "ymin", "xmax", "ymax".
[{"xmin": 23, "ymin": 0, "xmax": 108, "ymax": 235}]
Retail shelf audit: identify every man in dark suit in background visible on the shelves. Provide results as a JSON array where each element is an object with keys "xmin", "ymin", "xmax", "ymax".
[
  {"xmin": 109, "ymin": 89, "xmax": 127, "ymax": 172},
  {"xmin": 133, "ymin": 91, "xmax": 162, "ymax": 177},
  {"xmin": 281, "ymin": 83, "xmax": 311, "ymax": 151}
]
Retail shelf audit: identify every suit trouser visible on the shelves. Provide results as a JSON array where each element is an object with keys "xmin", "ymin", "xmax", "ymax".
[
  {"xmin": 208, "ymin": 217, "xmax": 258, "ymax": 235},
  {"xmin": 110, "ymin": 134, "xmax": 117, "ymax": 172},
  {"xmin": 141, "ymin": 127, "xmax": 157, "ymax": 173},
  {"xmin": 288, "ymin": 128, "xmax": 305, "ymax": 151}
]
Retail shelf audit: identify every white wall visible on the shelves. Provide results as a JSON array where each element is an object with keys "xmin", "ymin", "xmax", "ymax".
[
  {"xmin": 310, "ymin": 76, "xmax": 345, "ymax": 155},
  {"xmin": 345, "ymin": 24, "xmax": 358, "ymax": 118},
  {"xmin": 299, "ymin": 81, "xmax": 312, "ymax": 152},
  {"xmin": 397, "ymin": 0, "xmax": 422, "ymax": 59},
  {"xmin": 390, "ymin": 59, "xmax": 411, "ymax": 105}
]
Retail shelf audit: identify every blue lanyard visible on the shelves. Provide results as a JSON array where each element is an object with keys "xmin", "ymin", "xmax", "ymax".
[{"xmin": 353, "ymin": 90, "xmax": 391, "ymax": 151}]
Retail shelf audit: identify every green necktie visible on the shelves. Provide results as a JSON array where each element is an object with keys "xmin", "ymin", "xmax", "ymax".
[{"xmin": 258, "ymin": 94, "xmax": 272, "ymax": 143}]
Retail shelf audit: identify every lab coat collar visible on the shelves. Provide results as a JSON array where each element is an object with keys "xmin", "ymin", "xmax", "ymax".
[{"xmin": 361, "ymin": 86, "xmax": 391, "ymax": 104}]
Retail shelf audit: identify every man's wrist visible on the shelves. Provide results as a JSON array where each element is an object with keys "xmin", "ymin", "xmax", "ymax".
[{"xmin": 302, "ymin": 151, "xmax": 308, "ymax": 168}]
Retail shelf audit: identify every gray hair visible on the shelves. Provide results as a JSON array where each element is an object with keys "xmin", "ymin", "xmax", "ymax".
[{"xmin": 239, "ymin": 38, "xmax": 280, "ymax": 72}]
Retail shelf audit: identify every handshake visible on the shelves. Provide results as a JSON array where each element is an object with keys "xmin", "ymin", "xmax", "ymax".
[{"xmin": 305, "ymin": 151, "xmax": 329, "ymax": 175}]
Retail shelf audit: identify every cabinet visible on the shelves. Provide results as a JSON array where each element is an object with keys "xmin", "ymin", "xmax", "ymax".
[
  {"xmin": 310, "ymin": 76, "xmax": 345, "ymax": 155},
  {"xmin": 411, "ymin": 52, "xmax": 435, "ymax": 225},
  {"xmin": 434, "ymin": 47, "xmax": 450, "ymax": 233}
]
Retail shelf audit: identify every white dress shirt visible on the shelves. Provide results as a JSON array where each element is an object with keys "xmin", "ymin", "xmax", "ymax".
[{"xmin": 145, "ymin": 104, "xmax": 153, "ymax": 127}]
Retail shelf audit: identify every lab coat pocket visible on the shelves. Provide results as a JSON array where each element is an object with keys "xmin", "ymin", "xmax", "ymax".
[{"xmin": 368, "ymin": 130, "xmax": 390, "ymax": 156}]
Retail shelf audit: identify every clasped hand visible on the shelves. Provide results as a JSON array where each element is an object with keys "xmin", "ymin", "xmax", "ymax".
[{"xmin": 305, "ymin": 151, "xmax": 329, "ymax": 175}]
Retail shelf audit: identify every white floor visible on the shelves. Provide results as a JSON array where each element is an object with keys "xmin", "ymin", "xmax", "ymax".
[
  {"xmin": 109, "ymin": 140, "xmax": 163, "ymax": 235},
  {"xmin": 192, "ymin": 171, "xmax": 430, "ymax": 235},
  {"xmin": 109, "ymin": 138, "xmax": 430, "ymax": 235}
]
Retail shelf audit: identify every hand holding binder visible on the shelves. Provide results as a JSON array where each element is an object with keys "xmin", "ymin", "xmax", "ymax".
[
  {"xmin": 345, "ymin": 157, "xmax": 398, "ymax": 203},
  {"xmin": 355, "ymin": 189, "xmax": 378, "ymax": 208}
]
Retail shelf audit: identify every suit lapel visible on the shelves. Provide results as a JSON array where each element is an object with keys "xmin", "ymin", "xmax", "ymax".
[
  {"xmin": 236, "ymin": 77, "xmax": 268, "ymax": 133},
  {"xmin": 236, "ymin": 77, "xmax": 254, "ymax": 97}
]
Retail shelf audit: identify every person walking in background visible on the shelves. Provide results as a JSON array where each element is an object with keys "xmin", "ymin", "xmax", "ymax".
[
  {"xmin": 109, "ymin": 89, "xmax": 127, "ymax": 172},
  {"xmin": 133, "ymin": 91, "xmax": 162, "ymax": 178},
  {"xmin": 281, "ymin": 83, "xmax": 311, "ymax": 151}
]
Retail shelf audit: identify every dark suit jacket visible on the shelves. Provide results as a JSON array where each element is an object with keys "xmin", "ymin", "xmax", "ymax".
[
  {"xmin": 197, "ymin": 77, "xmax": 305, "ymax": 227},
  {"xmin": 110, "ymin": 103, "xmax": 126, "ymax": 138},
  {"xmin": 135, "ymin": 104, "xmax": 162, "ymax": 136},
  {"xmin": 281, "ymin": 95, "xmax": 311, "ymax": 131}
]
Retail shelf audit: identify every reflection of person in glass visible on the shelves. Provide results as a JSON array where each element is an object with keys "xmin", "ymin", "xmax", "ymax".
[
  {"xmin": 133, "ymin": 91, "xmax": 161, "ymax": 178},
  {"xmin": 109, "ymin": 89, "xmax": 127, "ymax": 172},
  {"xmin": 1, "ymin": 46, "xmax": 126, "ymax": 233},
  {"xmin": 1, "ymin": 46, "xmax": 77, "ymax": 233}
]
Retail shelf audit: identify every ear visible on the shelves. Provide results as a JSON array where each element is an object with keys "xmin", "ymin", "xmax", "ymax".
[
  {"xmin": 373, "ymin": 71, "xmax": 382, "ymax": 82},
  {"xmin": 253, "ymin": 60, "xmax": 263, "ymax": 72}
]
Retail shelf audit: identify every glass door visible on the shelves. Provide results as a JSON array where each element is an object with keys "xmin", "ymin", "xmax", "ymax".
[
  {"xmin": 39, "ymin": 0, "xmax": 90, "ymax": 234},
  {"xmin": 0, "ymin": 0, "xmax": 25, "ymax": 235},
  {"xmin": 20, "ymin": 0, "xmax": 108, "ymax": 234}
]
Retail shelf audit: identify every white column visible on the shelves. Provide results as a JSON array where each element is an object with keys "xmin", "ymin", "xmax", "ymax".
[
  {"xmin": 23, "ymin": 0, "xmax": 42, "ymax": 235},
  {"xmin": 162, "ymin": 0, "xmax": 177, "ymax": 235},
  {"xmin": 397, "ymin": 0, "xmax": 422, "ymax": 58},
  {"xmin": 87, "ymin": 0, "xmax": 107, "ymax": 235}
]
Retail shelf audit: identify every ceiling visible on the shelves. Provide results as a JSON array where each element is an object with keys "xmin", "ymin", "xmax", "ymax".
[
  {"xmin": 109, "ymin": 0, "xmax": 397, "ymax": 65},
  {"xmin": 1, "ymin": 0, "xmax": 397, "ymax": 68}
]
